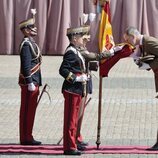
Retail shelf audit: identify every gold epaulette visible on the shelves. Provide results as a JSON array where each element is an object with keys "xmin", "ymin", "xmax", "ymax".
[{"xmin": 66, "ymin": 72, "xmax": 76, "ymax": 83}]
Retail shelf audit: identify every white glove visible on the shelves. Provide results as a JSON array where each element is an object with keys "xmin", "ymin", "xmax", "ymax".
[
  {"xmin": 28, "ymin": 83, "xmax": 36, "ymax": 91},
  {"xmin": 109, "ymin": 45, "xmax": 124, "ymax": 55},
  {"xmin": 75, "ymin": 74, "xmax": 88, "ymax": 82},
  {"xmin": 113, "ymin": 45, "xmax": 124, "ymax": 52},
  {"xmin": 89, "ymin": 13, "xmax": 96, "ymax": 22}
]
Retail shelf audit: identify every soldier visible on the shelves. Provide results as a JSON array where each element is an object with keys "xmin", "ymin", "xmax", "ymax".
[
  {"xmin": 123, "ymin": 26, "xmax": 158, "ymax": 150},
  {"xmin": 18, "ymin": 9, "xmax": 42, "ymax": 145},
  {"xmin": 76, "ymin": 33, "xmax": 123, "ymax": 150},
  {"xmin": 59, "ymin": 25, "xmax": 123, "ymax": 155}
]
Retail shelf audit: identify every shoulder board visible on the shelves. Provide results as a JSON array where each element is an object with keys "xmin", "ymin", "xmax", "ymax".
[
  {"xmin": 19, "ymin": 38, "xmax": 40, "ymax": 60},
  {"xmin": 19, "ymin": 38, "xmax": 32, "ymax": 52}
]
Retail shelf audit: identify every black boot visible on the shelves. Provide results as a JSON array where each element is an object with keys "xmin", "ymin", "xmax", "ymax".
[
  {"xmin": 21, "ymin": 139, "xmax": 42, "ymax": 145},
  {"xmin": 147, "ymin": 131, "xmax": 158, "ymax": 150},
  {"xmin": 77, "ymin": 144, "xmax": 86, "ymax": 151},
  {"xmin": 77, "ymin": 141, "xmax": 89, "ymax": 146},
  {"xmin": 64, "ymin": 149, "xmax": 82, "ymax": 155},
  {"xmin": 146, "ymin": 142, "xmax": 158, "ymax": 151}
]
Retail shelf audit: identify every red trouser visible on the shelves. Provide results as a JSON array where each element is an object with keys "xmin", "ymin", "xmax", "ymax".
[
  {"xmin": 76, "ymin": 95, "xmax": 87, "ymax": 143},
  {"xmin": 63, "ymin": 90, "xmax": 82, "ymax": 151},
  {"xmin": 19, "ymin": 85, "xmax": 39, "ymax": 143}
]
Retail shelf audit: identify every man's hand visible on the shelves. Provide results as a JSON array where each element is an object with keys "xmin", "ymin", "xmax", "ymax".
[
  {"xmin": 75, "ymin": 74, "xmax": 88, "ymax": 82},
  {"xmin": 134, "ymin": 58, "xmax": 142, "ymax": 66},
  {"xmin": 101, "ymin": 51, "xmax": 112, "ymax": 58},
  {"xmin": 109, "ymin": 45, "xmax": 124, "ymax": 55},
  {"xmin": 28, "ymin": 83, "xmax": 36, "ymax": 91},
  {"xmin": 113, "ymin": 45, "xmax": 124, "ymax": 52}
]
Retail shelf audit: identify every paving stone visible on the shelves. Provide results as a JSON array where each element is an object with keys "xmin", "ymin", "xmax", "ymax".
[{"xmin": 0, "ymin": 55, "xmax": 158, "ymax": 157}]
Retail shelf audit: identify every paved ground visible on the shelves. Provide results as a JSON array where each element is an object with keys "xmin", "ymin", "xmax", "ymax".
[{"xmin": 0, "ymin": 55, "xmax": 158, "ymax": 157}]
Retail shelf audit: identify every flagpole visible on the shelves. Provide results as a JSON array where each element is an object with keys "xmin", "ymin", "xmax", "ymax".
[
  {"xmin": 95, "ymin": 0, "xmax": 110, "ymax": 150},
  {"xmin": 96, "ymin": 1, "xmax": 103, "ymax": 150},
  {"xmin": 96, "ymin": 74, "xmax": 103, "ymax": 149}
]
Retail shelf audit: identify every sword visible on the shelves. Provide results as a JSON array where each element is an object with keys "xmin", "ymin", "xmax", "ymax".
[
  {"xmin": 37, "ymin": 83, "xmax": 51, "ymax": 106},
  {"xmin": 85, "ymin": 97, "xmax": 92, "ymax": 107}
]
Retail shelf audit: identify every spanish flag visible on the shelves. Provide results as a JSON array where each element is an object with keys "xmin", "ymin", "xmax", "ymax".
[
  {"xmin": 99, "ymin": 0, "xmax": 114, "ymax": 52},
  {"xmin": 99, "ymin": 0, "xmax": 135, "ymax": 77}
]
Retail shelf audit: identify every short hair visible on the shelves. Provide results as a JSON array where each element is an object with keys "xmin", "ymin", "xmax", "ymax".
[
  {"xmin": 67, "ymin": 34, "xmax": 73, "ymax": 41},
  {"xmin": 125, "ymin": 26, "xmax": 140, "ymax": 36}
]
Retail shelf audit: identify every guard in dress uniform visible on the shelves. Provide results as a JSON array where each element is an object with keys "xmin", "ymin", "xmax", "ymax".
[
  {"xmin": 76, "ymin": 34, "xmax": 124, "ymax": 149},
  {"xmin": 59, "ymin": 25, "xmax": 123, "ymax": 155},
  {"xmin": 59, "ymin": 25, "xmax": 90, "ymax": 155},
  {"xmin": 18, "ymin": 9, "xmax": 42, "ymax": 145}
]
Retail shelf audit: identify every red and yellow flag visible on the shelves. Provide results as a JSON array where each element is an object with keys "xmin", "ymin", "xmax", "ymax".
[
  {"xmin": 98, "ymin": 0, "xmax": 135, "ymax": 77},
  {"xmin": 98, "ymin": 0, "xmax": 114, "ymax": 52}
]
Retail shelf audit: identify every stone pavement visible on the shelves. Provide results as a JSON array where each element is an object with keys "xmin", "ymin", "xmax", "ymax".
[{"xmin": 0, "ymin": 55, "xmax": 158, "ymax": 158}]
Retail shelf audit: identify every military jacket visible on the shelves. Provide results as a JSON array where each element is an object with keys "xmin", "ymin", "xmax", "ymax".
[
  {"xmin": 19, "ymin": 37, "xmax": 42, "ymax": 86},
  {"xmin": 59, "ymin": 44, "xmax": 86, "ymax": 96},
  {"xmin": 141, "ymin": 35, "xmax": 158, "ymax": 69}
]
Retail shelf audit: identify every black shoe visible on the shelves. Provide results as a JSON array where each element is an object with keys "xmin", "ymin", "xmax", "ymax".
[
  {"xmin": 77, "ymin": 141, "xmax": 89, "ymax": 146},
  {"xmin": 21, "ymin": 139, "xmax": 42, "ymax": 145},
  {"xmin": 146, "ymin": 142, "xmax": 158, "ymax": 150},
  {"xmin": 77, "ymin": 144, "xmax": 86, "ymax": 151},
  {"xmin": 64, "ymin": 149, "xmax": 82, "ymax": 155}
]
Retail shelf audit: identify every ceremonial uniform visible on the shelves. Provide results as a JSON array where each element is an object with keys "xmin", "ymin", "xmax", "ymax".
[
  {"xmin": 76, "ymin": 48, "xmax": 99, "ymax": 145},
  {"xmin": 60, "ymin": 25, "xmax": 122, "ymax": 155},
  {"xmin": 76, "ymin": 49, "xmax": 94, "ymax": 146},
  {"xmin": 59, "ymin": 25, "xmax": 90, "ymax": 155},
  {"xmin": 18, "ymin": 10, "xmax": 42, "ymax": 145},
  {"xmin": 76, "ymin": 46, "xmax": 113, "ymax": 146},
  {"xmin": 59, "ymin": 43, "xmax": 86, "ymax": 152}
]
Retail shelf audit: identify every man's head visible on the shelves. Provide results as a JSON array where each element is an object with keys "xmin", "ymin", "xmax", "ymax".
[
  {"xmin": 19, "ymin": 18, "xmax": 37, "ymax": 37},
  {"xmin": 82, "ymin": 34, "xmax": 91, "ymax": 45},
  {"xmin": 124, "ymin": 26, "xmax": 141, "ymax": 46},
  {"xmin": 67, "ymin": 26, "xmax": 90, "ymax": 47}
]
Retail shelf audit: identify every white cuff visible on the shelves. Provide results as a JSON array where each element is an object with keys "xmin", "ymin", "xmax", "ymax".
[{"xmin": 109, "ymin": 48, "xmax": 115, "ymax": 56}]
